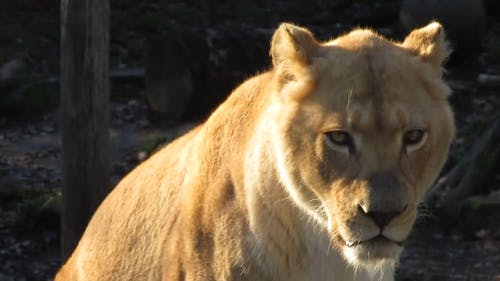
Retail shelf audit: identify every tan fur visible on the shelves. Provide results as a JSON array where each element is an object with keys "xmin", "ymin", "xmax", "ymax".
[{"xmin": 55, "ymin": 22, "xmax": 454, "ymax": 281}]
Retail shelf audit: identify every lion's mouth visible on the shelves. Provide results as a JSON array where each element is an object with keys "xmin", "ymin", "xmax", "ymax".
[{"xmin": 343, "ymin": 235, "xmax": 404, "ymax": 248}]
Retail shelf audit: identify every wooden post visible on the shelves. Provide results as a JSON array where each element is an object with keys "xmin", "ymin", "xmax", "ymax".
[{"xmin": 60, "ymin": 0, "xmax": 110, "ymax": 259}]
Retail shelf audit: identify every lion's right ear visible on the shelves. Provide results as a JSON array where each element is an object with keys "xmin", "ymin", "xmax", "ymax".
[
  {"xmin": 270, "ymin": 23, "xmax": 319, "ymax": 68},
  {"xmin": 402, "ymin": 22, "xmax": 451, "ymax": 70}
]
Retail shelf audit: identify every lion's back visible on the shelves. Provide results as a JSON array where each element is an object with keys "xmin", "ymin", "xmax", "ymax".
[{"xmin": 56, "ymin": 126, "xmax": 202, "ymax": 281}]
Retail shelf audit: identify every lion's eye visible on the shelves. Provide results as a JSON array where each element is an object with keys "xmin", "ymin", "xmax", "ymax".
[
  {"xmin": 325, "ymin": 131, "xmax": 355, "ymax": 154},
  {"xmin": 327, "ymin": 131, "xmax": 350, "ymax": 145},
  {"xmin": 403, "ymin": 129, "xmax": 425, "ymax": 145},
  {"xmin": 402, "ymin": 129, "xmax": 427, "ymax": 153}
]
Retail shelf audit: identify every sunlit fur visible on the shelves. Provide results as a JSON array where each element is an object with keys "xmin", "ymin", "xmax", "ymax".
[{"xmin": 55, "ymin": 22, "xmax": 454, "ymax": 281}]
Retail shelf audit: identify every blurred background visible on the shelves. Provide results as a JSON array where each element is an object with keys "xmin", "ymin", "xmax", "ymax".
[{"xmin": 0, "ymin": 0, "xmax": 499, "ymax": 280}]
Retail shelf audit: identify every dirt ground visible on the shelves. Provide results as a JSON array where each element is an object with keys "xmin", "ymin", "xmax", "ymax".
[{"xmin": 0, "ymin": 0, "xmax": 499, "ymax": 280}]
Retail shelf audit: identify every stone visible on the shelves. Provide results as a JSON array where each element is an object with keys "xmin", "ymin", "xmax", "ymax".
[
  {"xmin": 400, "ymin": 0, "xmax": 486, "ymax": 54},
  {"xmin": 144, "ymin": 28, "xmax": 209, "ymax": 121},
  {"xmin": 145, "ymin": 33, "xmax": 194, "ymax": 119},
  {"xmin": 0, "ymin": 58, "xmax": 28, "ymax": 80}
]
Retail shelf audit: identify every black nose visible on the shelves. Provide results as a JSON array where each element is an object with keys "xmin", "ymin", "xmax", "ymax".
[
  {"xmin": 358, "ymin": 205, "xmax": 406, "ymax": 229},
  {"xmin": 366, "ymin": 210, "xmax": 400, "ymax": 228}
]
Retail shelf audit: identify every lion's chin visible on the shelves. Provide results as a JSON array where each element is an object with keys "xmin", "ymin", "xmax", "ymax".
[{"xmin": 341, "ymin": 236, "xmax": 404, "ymax": 266}]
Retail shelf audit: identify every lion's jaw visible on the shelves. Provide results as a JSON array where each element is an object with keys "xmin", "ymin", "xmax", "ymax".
[{"xmin": 266, "ymin": 108, "xmax": 413, "ymax": 271}]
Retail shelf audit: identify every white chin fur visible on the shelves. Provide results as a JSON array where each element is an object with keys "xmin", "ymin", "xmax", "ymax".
[
  {"xmin": 343, "ymin": 246, "xmax": 399, "ymax": 281},
  {"xmin": 343, "ymin": 244, "xmax": 401, "ymax": 270}
]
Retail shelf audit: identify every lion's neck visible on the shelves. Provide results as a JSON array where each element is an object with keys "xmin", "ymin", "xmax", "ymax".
[
  {"xmin": 191, "ymin": 72, "xmax": 394, "ymax": 281},
  {"xmin": 241, "ymin": 129, "xmax": 336, "ymax": 280}
]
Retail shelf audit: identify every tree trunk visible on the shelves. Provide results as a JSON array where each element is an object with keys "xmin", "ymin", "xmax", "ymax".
[{"xmin": 60, "ymin": 0, "xmax": 110, "ymax": 260}]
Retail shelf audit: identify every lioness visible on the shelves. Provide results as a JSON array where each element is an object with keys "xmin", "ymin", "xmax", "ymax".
[{"xmin": 56, "ymin": 22, "xmax": 454, "ymax": 281}]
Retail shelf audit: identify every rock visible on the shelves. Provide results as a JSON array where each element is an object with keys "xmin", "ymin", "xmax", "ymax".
[
  {"xmin": 0, "ymin": 273, "xmax": 16, "ymax": 281},
  {"xmin": 144, "ymin": 28, "xmax": 209, "ymax": 121},
  {"xmin": 145, "ymin": 24, "xmax": 275, "ymax": 123},
  {"xmin": 145, "ymin": 34, "xmax": 193, "ymax": 119},
  {"xmin": 350, "ymin": 1, "xmax": 401, "ymax": 27},
  {"xmin": 483, "ymin": 0, "xmax": 500, "ymax": 17},
  {"xmin": 400, "ymin": 0, "xmax": 486, "ymax": 54},
  {"xmin": 0, "ymin": 58, "xmax": 28, "ymax": 80},
  {"xmin": 0, "ymin": 78, "xmax": 59, "ymax": 117},
  {"xmin": 477, "ymin": 73, "xmax": 500, "ymax": 90}
]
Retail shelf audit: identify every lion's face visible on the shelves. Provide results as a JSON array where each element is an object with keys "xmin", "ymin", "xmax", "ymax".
[{"xmin": 269, "ymin": 23, "xmax": 454, "ymax": 266}]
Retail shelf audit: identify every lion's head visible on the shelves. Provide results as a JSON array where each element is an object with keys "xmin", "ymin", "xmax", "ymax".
[{"xmin": 267, "ymin": 22, "xmax": 454, "ymax": 267}]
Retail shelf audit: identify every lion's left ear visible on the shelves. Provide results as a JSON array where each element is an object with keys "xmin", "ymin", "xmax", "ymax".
[
  {"xmin": 402, "ymin": 21, "xmax": 451, "ymax": 69},
  {"xmin": 270, "ymin": 23, "xmax": 319, "ymax": 67}
]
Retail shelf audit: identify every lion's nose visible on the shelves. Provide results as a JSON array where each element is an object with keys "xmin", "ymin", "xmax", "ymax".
[
  {"xmin": 359, "ymin": 172, "xmax": 409, "ymax": 229},
  {"xmin": 358, "ymin": 204, "xmax": 407, "ymax": 229},
  {"xmin": 366, "ymin": 210, "xmax": 399, "ymax": 228}
]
